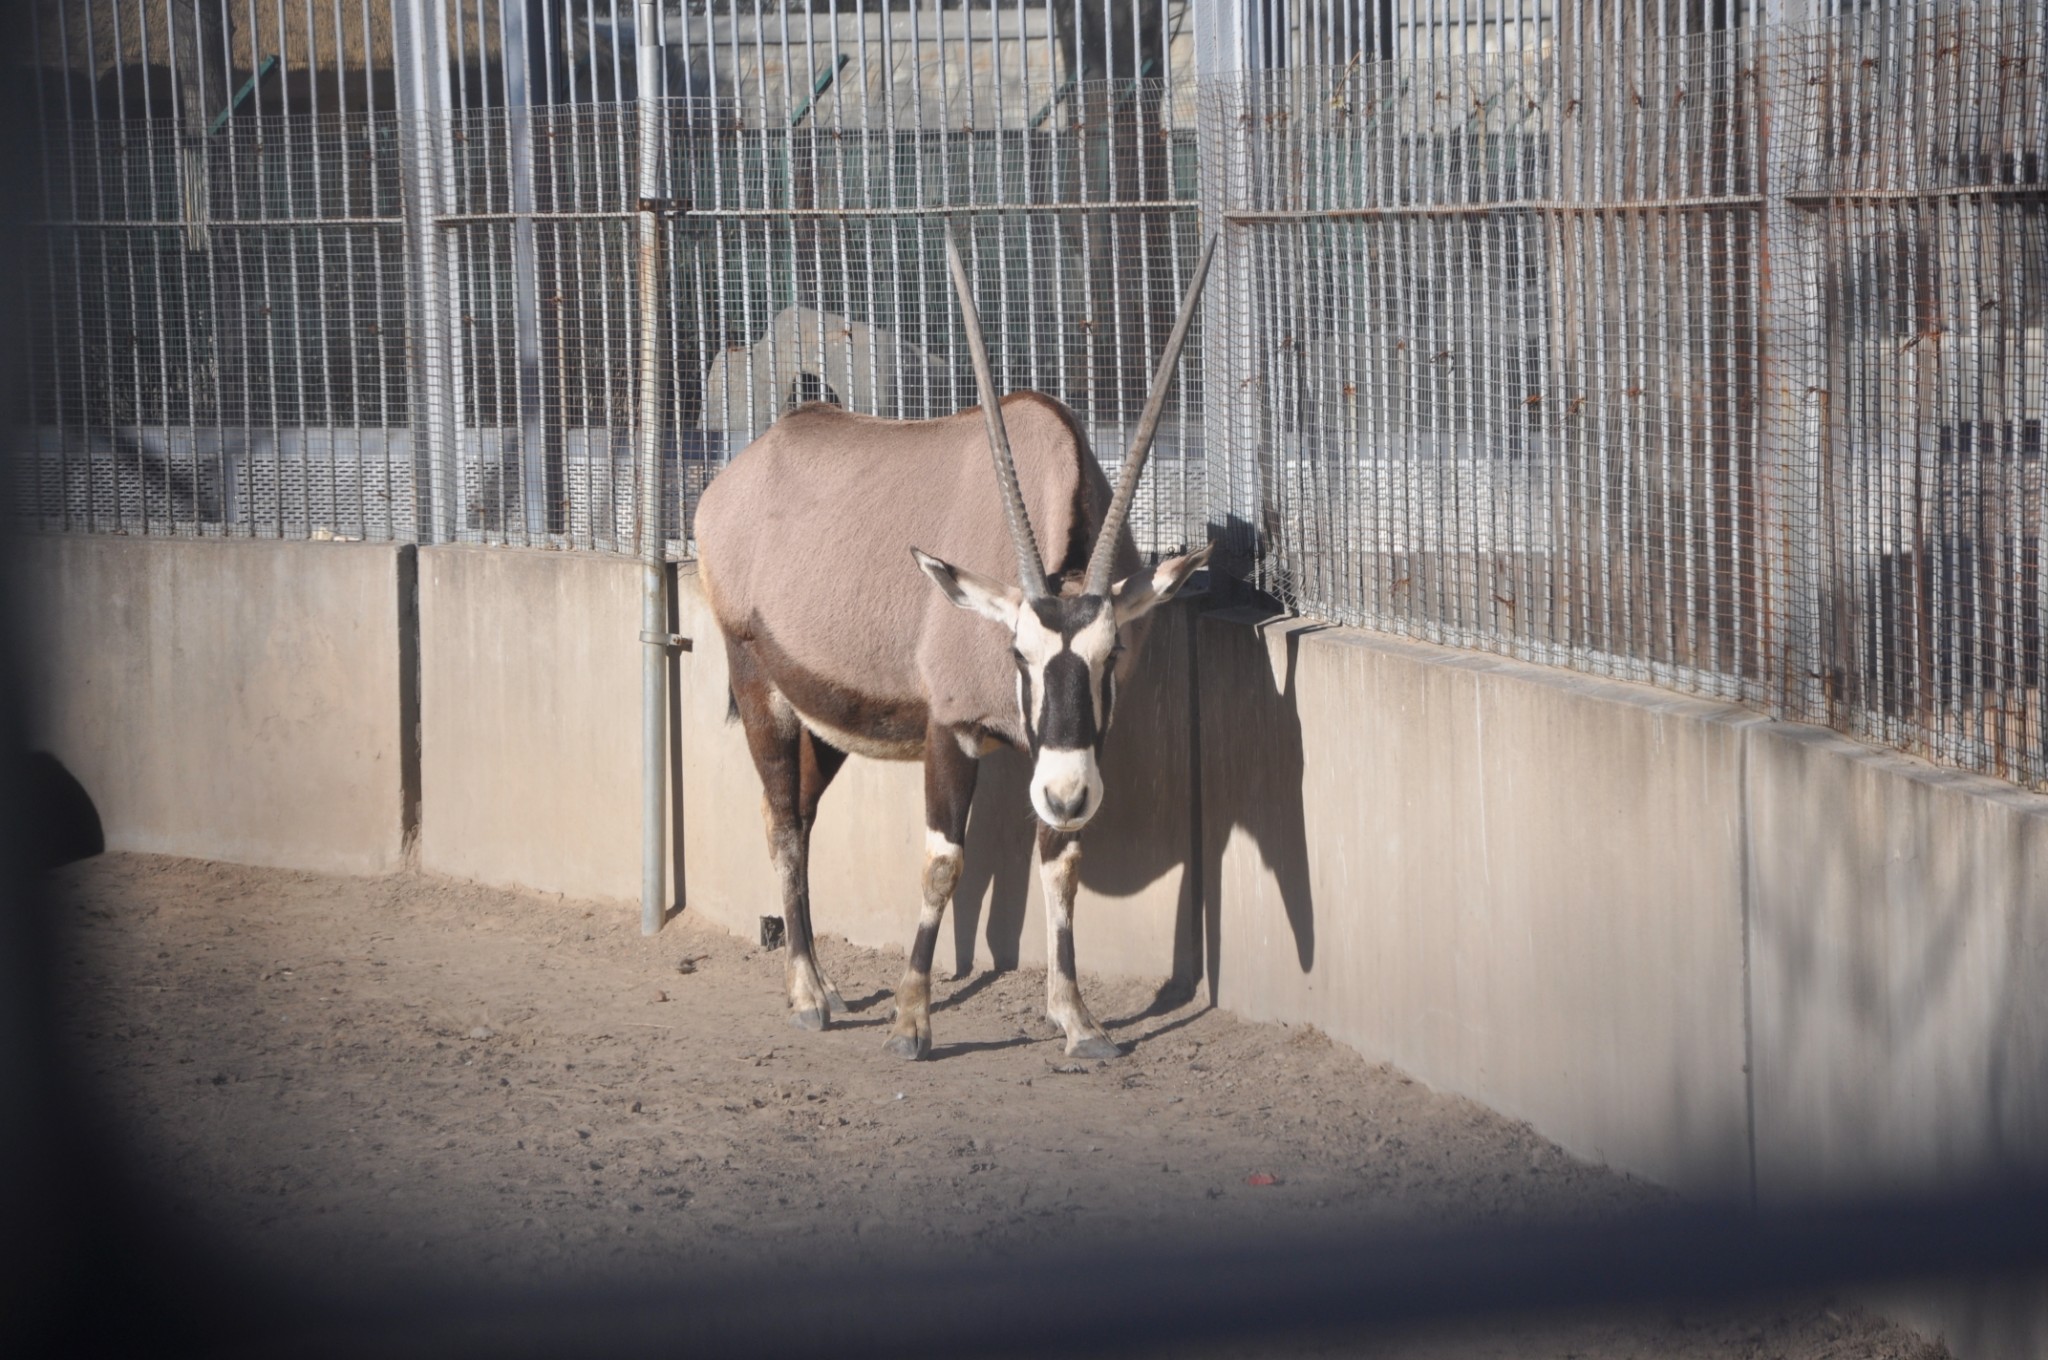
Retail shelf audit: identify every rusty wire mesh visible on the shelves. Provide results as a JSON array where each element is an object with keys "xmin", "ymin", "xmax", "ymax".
[
  {"xmin": 1205, "ymin": 0, "xmax": 2048, "ymax": 786},
  {"xmin": 1202, "ymin": 6, "xmax": 1769, "ymax": 699},
  {"xmin": 1780, "ymin": 0, "xmax": 2048, "ymax": 783},
  {"xmin": 15, "ymin": 107, "xmax": 416, "ymax": 539}
]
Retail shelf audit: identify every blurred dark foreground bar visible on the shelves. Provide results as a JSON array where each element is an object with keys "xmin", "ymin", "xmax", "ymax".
[{"xmin": 191, "ymin": 1183, "xmax": 2048, "ymax": 1358}]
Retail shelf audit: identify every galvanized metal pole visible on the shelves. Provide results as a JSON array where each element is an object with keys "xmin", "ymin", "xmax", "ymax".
[
  {"xmin": 635, "ymin": 1, "xmax": 671, "ymax": 936},
  {"xmin": 1192, "ymin": 0, "xmax": 1253, "ymax": 574},
  {"xmin": 1757, "ymin": 0, "xmax": 1826, "ymax": 723},
  {"xmin": 394, "ymin": 0, "xmax": 459, "ymax": 545},
  {"xmin": 167, "ymin": 1, "xmax": 226, "ymax": 254},
  {"xmin": 503, "ymin": 1, "xmax": 551, "ymax": 540}
]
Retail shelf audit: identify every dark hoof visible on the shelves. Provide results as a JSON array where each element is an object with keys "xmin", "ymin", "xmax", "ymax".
[
  {"xmin": 1066, "ymin": 1035, "xmax": 1122, "ymax": 1061},
  {"xmin": 826, "ymin": 991, "xmax": 851, "ymax": 1018},
  {"xmin": 883, "ymin": 1033, "xmax": 930, "ymax": 1061},
  {"xmin": 789, "ymin": 1007, "xmax": 828, "ymax": 1033}
]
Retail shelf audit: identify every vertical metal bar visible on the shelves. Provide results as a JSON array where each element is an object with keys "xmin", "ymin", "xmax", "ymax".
[
  {"xmin": 1192, "ymin": 0, "xmax": 1247, "ymax": 570},
  {"xmin": 395, "ymin": 0, "xmax": 458, "ymax": 543},
  {"xmin": 636, "ymin": 0, "xmax": 672, "ymax": 937},
  {"xmin": 501, "ymin": 0, "xmax": 550, "ymax": 539},
  {"xmin": 1757, "ymin": 0, "xmax": 1825, "ymax": 720}
]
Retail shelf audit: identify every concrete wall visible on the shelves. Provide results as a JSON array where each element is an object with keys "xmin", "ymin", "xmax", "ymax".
[
  {"xmin": 1192, "ymin": 609, "xmax": 2048, "ymax": 1358},
  {"xmin": 1197, "ymin": 610, "xmax": 1758, "ymax": 1197},
  {"xmin": 416, "ymin": 545, "xmax": 681, "ymax": 902},
  {"xmin": 12, "ymin": 534, "xmax": 415, "ymax": 874},
  {"xmin": 1747, "ymin": 723, "xmax": 2048, "ymax": 1201},
  {"xmin": 1745, "ymin": 725, "xmax": 2048, "ymax": 1358}
]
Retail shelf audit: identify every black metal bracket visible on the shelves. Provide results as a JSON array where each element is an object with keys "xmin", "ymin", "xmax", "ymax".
[{"xmin": 636, "ymin": 197, "xmax": 689, "ymax": 217}]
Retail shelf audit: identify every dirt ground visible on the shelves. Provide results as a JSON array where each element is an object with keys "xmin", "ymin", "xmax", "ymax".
[{"xmin": 47, "ymin": 854, "xmax": 1946, "ymax": 1359}]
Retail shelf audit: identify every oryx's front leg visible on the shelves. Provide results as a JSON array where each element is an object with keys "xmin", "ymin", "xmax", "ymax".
[
  {"xmin": 885, "ymin": 728, "xmax": 978, "ymax": 1060},
  {"xmin": 1038, "ymin": 825, "xmax": 1118, "ymax": 1059}
]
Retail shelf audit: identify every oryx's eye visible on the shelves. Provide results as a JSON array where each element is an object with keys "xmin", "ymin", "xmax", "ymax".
[{"xmin": 1011, "ymin": 648, "xmax": 1026, "ymax": 667}]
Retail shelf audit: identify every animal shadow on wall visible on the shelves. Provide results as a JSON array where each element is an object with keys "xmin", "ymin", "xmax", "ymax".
[
  {"xmin": 943, "ymin": 594, "xmax": 1315, "ymax": 1029},
  {"xmin": 1193, "ymin": 609, "xmax": 1317, "ymax": 1007}
]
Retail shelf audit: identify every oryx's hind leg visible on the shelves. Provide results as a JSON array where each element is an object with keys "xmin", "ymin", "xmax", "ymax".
[
  {"xmin": 729, "ymin": 649, "xmax": 844, "ymax": 1031},
  {"xmin": 1038, "ymin": 826, "xmax": 1119, "ymax": 1059},
  {"xmin": 796, "ymin": 727, "xmax": 851, "ymax": 1019},
  {"xmin": 885, "ymin": 728, "xmax": 978, "ymax": 1060}
]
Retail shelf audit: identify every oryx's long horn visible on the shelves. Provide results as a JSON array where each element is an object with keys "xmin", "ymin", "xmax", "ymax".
[
  {"xmin": 1085, "ymin": 234, "xmax": 1219, "ymax": 597},
  {"xmin": 945, "ymin": 228, "xmax": 1049, "ymax": 602}
]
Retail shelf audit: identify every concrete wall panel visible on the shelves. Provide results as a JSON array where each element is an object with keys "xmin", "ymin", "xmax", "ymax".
[
  {"xmin": 1891, "ymin": 1278, "xmax": 2048, "ymax": 1360},
  {"xmin": 1748, "ymin": 723, "xmax": 2048, "ymax": 1200},
  {"xmin": 15, "ymin": 534, "xmax": 412, "ymax": 874},
  {"xmin": 417, "ymin": 545, "xmax": 670, "ymax": 901},
  {"xmin": 1200, "ymin": 609, "xmax": 1755, "ymax": 1195}
]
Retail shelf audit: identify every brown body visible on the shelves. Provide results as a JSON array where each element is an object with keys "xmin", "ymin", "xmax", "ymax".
[
  {"xmin": 693, "ymin": 232, "xmax": 1215, "ymax": 1060},
  {"xmin": 695, "ymin": 394, "xmax": 1139, "ymax": 759}
]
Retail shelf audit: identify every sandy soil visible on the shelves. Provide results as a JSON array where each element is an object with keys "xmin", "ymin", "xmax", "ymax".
[{"xmin": 48, "ymin": 854, "xmax": 1944, "ymax": 1359}]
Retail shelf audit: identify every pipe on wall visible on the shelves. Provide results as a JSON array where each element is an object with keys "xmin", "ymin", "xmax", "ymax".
[{"xmin": 635, "ymin": 0, "xmax": 670, "ymax": 936}]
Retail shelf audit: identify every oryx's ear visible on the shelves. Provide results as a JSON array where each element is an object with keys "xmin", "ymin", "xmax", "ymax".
[
  {"xmin": 913, "ymin": 547, "xmax": 1022, "ymax": 629},
  {"xmin": 1111, "ymin": 542, "xmax": 1214, "ymax": 626}
]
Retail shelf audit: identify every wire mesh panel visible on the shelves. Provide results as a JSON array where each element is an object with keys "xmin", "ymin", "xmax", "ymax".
[
  {"xmin": 671, "ymin": 100, "xmax": 1205, "ymax": 554},
  {"xmin": 663, "ymin": 1, "xmax": 1204, "ymax": 557},
  {"xmin": 14, "ymin": 0, "xmax": 416, "ymax": 540},
  {"xmin": 1205, "ymin": 1, "xmax": 1769, "ymax": 699},
  {"xmin": 435, "ymin": 101, "xmax": 652, "ymax": 547},
  {"xmin": 425, "ymin": 2, "xmax": 1205, "ymax": 555},
  {"xmin": 1246, "ymin": 0, "xmax": 1552, "ymax": 68},
  {"xmin": 17, "ymin": 110, "xmax": 416, "ymax": 538},
  {"xmin": 1207, "ymin": 0, "xmax": 2048, "ymax": 787},
  {"xmin": 1776, "ymin": 1, "xmax": 2048, "ymax": 783}
]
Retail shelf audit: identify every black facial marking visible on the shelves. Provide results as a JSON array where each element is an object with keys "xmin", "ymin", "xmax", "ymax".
[
  {"xmin": 1039, "ymin": 651, "xmax": 1099, "ymax": 750},
  {"xmin": 1030, "ymin": 594, "xmax": 1105, "ymax": 637}
]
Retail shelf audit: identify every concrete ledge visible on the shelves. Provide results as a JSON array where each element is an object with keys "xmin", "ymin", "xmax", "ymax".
[
  {"xmin": 1199, "ymin": 609, "xmax": 1757, "ymax": 1196},
  {"xmin": 13, "ymin": 534, "xmax": 413, "ymax": 874}
]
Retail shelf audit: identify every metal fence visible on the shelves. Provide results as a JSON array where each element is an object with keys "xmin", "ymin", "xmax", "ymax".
[
  {"xmin": 1205, "ymin": 1, "xmax": 1770, "ymax": 695},
  {"xmin": 1206, "ymin": 0, "xmax": 2048, "ymax": 787},
  {"xmin": 10, "ymin": 0, "xmax": 2048, "ymax": 788},
  {"xmin": 12, "ymin": 0, "xmax": 1204, "ymax": 557}
]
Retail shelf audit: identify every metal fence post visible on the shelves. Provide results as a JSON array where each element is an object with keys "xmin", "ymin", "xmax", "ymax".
[
  {"xmin": 394, "ymin": 0, "xmax": 459, "ymax": 545},
  {"xmin": 636, "ymin": 0, "xmax": 673, "ymax": 936},
  {"xmin": 1755, "ymin": 0, "xmax": 1827, "ymax": 722},
  {"xmin": 1191, "ymin": 0, "xmax": 1255, "ymax": 573},
  {"xmin": 167, "ymin": 1, "xmax": 228, "ymax": 255},
  {"xmin": 501, "ymin": 1, "xmax": 555, "ymax": 539}
]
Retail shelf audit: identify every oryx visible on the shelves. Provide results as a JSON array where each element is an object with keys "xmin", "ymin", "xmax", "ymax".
[{"xmin": 693, "ymin": 233, "xmax": 1215, "ymax": 1060}]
